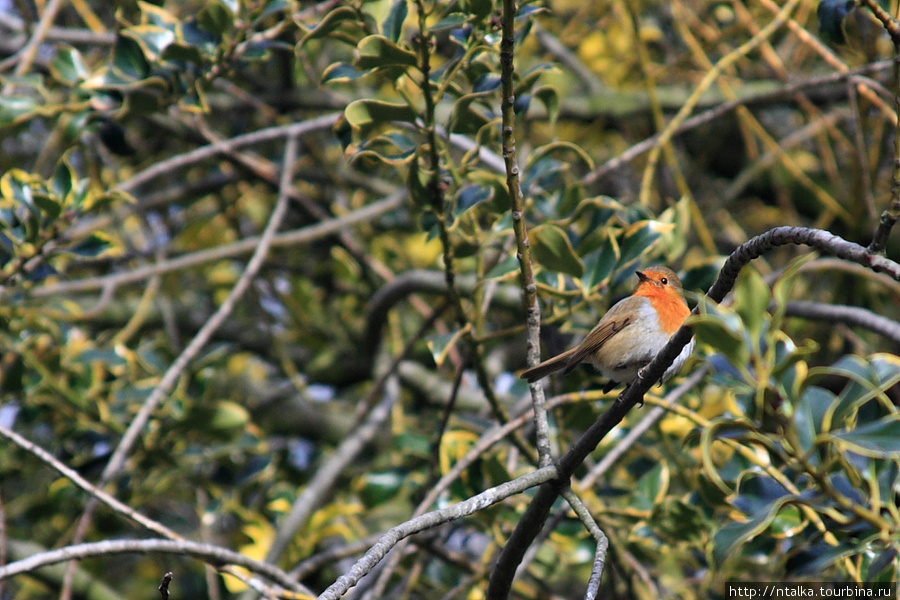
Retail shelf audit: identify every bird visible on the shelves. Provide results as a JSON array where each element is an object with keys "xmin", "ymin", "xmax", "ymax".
[{"xmin": 520, "ymin": 267, "xmax": 695, "ymax": 393}]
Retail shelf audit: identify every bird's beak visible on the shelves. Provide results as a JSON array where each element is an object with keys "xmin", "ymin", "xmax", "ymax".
[{"xmin": 635, "ymin": 270, "xmax": 649, "ymax": 283}]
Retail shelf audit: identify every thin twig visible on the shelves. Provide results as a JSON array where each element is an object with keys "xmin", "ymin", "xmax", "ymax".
[
  {"xmin": 584, "ymin": 60, "xmax": 892, "ymax": 186},
  {"xmin": 159, "ymin": 572, "xmax": 173, "ymax": 600},
  {"xmin": 500, "ymin": 0, "xmax": 553, "ymax": 468},
  {"xmin": 639, "ymin": 0, "xmax": 799, "ymax": 205},
  {"xmin": 1, "ymin": 0, "xmax": 64, "ymax": 90},
  {"xmin": 0, "ymin": 423, "xmax": 181, "ymax": 540},
  {"xmin": 865, "ymin": 0, "xmax": 900, "ymax": 253},
  {"xmin": 560, "ymin": 489, "xmax": 608, "ymax": 600}
]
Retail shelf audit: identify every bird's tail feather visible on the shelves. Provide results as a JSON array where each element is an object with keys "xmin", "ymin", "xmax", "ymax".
[{"xmin": 520, "ymin": 348, "xmax": 578, "ymax": 382}]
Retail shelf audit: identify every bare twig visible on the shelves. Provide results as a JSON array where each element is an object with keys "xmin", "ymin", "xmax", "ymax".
[
  {"xmin": 263, "ymin": 349, "xmax": 409, "ymax": 564},
  {"xmin": 0, "ymin": 423, "xmax": 181, "ymax": 540},
  {"xmin": 582, "ymin": 366, "xmax": 709, "ymax": 489},
  {"xmin": 561, "ymin": 488, "xmax": 608, "ymax": 600},
  {"xmin": 860, "ymin": 0, "xmax": 900, "ymax": 43},
  {"xmin": 638, "ymin": 0, "xmax": 803, "ymax": 206},
  {"xmin": 159, "ymin": 572, "xmax": 173, "ymax": 600},
  {"xmin": 534, "ymin": 25, "xmax": 606, "ymax": 96},
  {"xmin": 0, "ymin": 0, "xmax": 64, "ymax": 87},
  {"xmin": 584, "ymin": 60, "xmax": 892, "ymax": 186},
  {"xmin": 500, "ymin": 0, "xmax": 553, "ymax": 468},
  {"xmin": 865, "ymin": 0, "xmax": 900, "ymax": 253}
]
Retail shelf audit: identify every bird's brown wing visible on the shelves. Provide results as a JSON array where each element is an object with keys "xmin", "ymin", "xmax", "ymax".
[{"xmin": 561, "ymin": 315, "xmax": 632, "ymax": 374}]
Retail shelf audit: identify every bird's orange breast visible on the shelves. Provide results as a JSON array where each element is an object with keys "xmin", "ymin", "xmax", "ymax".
[{"xmin": 648, "ymin": 294, "xmax": 690, "ymax": 335}]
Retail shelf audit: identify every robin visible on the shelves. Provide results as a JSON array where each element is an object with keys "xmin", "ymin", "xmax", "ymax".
[{"xmin": 520, "ymin": 267, "xmax": 694, "ymax": 392}]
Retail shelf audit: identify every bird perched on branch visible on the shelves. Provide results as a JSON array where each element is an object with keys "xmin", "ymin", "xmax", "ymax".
[{"xmin": 520, "ymin": 267, "xmax": 694, "ymax": 393}]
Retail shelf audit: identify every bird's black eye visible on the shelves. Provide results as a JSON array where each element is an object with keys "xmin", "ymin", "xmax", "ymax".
[{"xmin": 660, "ymin": 277, "xmax": 668, "ymax": 285}]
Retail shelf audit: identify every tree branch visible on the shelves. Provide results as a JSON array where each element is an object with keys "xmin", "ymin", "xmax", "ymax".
[{"xmin": 0, "ymin": 539, "xmax": 308, "ymax": 594}]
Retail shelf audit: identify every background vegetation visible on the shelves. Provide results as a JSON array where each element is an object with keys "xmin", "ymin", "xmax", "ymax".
[{"xmin": 1, "ymin": 0, "xmax": 899, "ymax": 598}]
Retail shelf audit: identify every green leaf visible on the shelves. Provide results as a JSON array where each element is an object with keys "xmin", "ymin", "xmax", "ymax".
[
  {"xmin": 533, "ymin": 85, "xmax": 560, "ymax": 128},
  {"xmin": 0, "ymin": 169, "xmax": 38, "ymax": 213},
  {"xmin": 67, "ymin": 233, "xmax": 113, "ymax": 258},
  {"xmin": 198, "ymin": 0, "xmax": 235, "ymax": 36},
  {"xmin": 427, "ymin": 328, "xmax": 469, "ymax": 368},
  {"xmin": 123, "ymin": 25, "xmax": 176, "ymax": 60},
  {"xmin": 322, "ymin": 62, "xmax": 365, "ymax": 84},
  {"xmin": 160, "ymin": 42, "xmax": 205, "ymax": 65},
  {"xmin": 32, "ymin": 193, "xmax": 62, "ymax": 219},
  {"xmin": 527, "ymin": 141, "xmax": 594, "ymax": 172},
  {"xmin": 355, "ymin": 35, "xmax": 418, "ymax": 71},
  {"xmin": 454, "ymin": 184, "xmax": 494, "ymax": 218},
  {"xmin": 485, "ymin": 254, "xmax": 519, "ymax": 280},
  {"xmin": 432, "ymin": 13, "xmax": 468, "ymax": 32},
  {"xmin": 814, "ymin": 355, "xmax": 887, "ymax": 431},
  {"xmin": 582, "ymin": 236, "xmax": 618, "ymax": 293},
  {"xmin": 688, "ymin": 301, "xmax": 749, "ymax": 368},
  {"xmin": 50, "ymin": 46, "xmax": 89, "ymax": 85},
  {"xmin": 52, "ymin": 158, "xmax": 74, "ymax": 199},
  {"xmin": 344, "ymin": 99, "xmax": 417, "ymax": 140},
  {"xmin": 138, "ymin": 1, "xmax": 181, "ymax": 30},
  {"xmin": 632, "ymin": 462, "xmax": 669, "ymax": 512},
  {"xmin": 299, "ymin": 6, "xmax": 359, "ymax": 45},
  {"xmin": 827, "ymin": 416, "xmax": 900, "ymax": 457},
  {"xmin": 514, "ymin": 63, "xmax": 559, "ymax": 97},
  {"xmin": 733, "ymin": 266, "xmax": 770, "ymax": 338},
  {"xmin": 112, "ymin": 35, "xmax": 151, "ymax": 81},
  {"xmin": 793, "ymin": 385, "xmax": 834, "ymax": 452},
  {"xmin": 531, "ymin": 223, "xmax": 584, "ymax": 278},
  {"xmin": 618, "ymin": 220, "xmax": 670, "ymax": 266},
  {"xmin": 712, "ymin": 495, "xmax": 795, "ymax": 568},
  {"xmin": 383, "ymin": 0, "xmax": 408, "ymax": 42},
  {"xmin": 208, "ymin": 400, "xmax": 250, "ymax": 432},
  {"xmin": 354, "ymin": 133, "xmax": 418, "ymax": 166},
  {"xmin": 358, "ymin": 470, "xmax": 406, "ymax": 507},
  {"xmin": 0, "ymin": 95, "xmax": 39, "ymax": 126},
  {"xmin": 462, "ymin": 0, "xmax": 493, "ymax": 21},
  {"xmin": 449, "ymin": 92, "xmax": 492, "ymax": 135},
  {"xmin": 871, "ymin": 353, "xmax": 900, "ymax": 388}
]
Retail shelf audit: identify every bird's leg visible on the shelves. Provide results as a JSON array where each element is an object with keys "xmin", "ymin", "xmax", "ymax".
[
  {"xmin": 616, "ymin": 381, "xmax": 643, "ymax": 406},
  {"xmin": 633, "ymin": 366, "xmax": 651, "ymax": 407}
]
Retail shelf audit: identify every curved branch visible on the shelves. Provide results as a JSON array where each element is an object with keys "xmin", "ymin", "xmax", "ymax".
[
  {"xmin": 0, "ymin": 539, "xmax": 307, "ymax": 593},
  {"xmin": 317, "ymin": 465, "xmax": 559, "ymax": 600},
  {"xmin": 363, "ymin": 270, "xmax": 521, "ymax": 353},
  {"xmin": 783, "ymin": 300, "xmax": 900, "ymax": 347}
]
